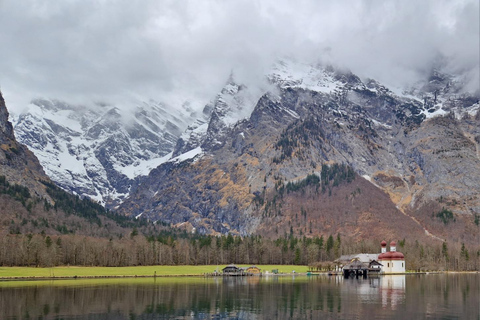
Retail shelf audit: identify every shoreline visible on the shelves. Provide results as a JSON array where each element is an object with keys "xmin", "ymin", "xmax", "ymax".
[{"xmin": 0, "ymin": 270, "xmax": 478, "ymax": 282}]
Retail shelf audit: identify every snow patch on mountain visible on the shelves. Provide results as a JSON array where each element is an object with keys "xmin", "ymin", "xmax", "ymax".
[
  {"xmin": 113, "ymin": 152, "xmax": 173, "ymax": 180},
  {"xmin": 171, "ymin": 146, "xmax": 203, "ymax": 163},
  {"xmin": 13, "ymin": 98, "xmax": 197, "ymax": 206},
  {"xmin": 268, "ymin": 59, "xmax": 342, "ymax": 93}
]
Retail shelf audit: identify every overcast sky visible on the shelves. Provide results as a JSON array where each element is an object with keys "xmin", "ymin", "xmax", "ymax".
[{"xmin": 0, "ymin": 0, "xmax": 478, "ymax": 113}]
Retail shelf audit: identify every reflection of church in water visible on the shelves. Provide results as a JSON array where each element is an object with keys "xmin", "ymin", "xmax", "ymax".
[
  {"xmin": 371, "ymin": 275, "xmax": 406, "ymax": 309},
  {"xmin": 341, "ymin": 274, "xmax": 406, "ymax": 311}
]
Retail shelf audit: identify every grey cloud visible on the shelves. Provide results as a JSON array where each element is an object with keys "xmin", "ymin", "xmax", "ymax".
[{"xmin": 0, "ymin": 0, "xmax": 478, "ymax": 112}]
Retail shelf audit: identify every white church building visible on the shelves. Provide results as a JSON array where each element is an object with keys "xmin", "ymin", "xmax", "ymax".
[
  {"xmin": 378, "ymin": 240, "xmax": 405, "ymax": 274},
  {"xmin": 335, "ymin": 240, "xmax": 406, "ymax": 274}
]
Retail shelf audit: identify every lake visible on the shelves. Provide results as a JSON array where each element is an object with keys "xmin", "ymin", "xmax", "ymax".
[{"xmin": 0, "ymin": 273, "xmax": 478, "ymax": 319}]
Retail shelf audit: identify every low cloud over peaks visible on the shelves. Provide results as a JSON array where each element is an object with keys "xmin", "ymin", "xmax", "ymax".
[{"xmin": 0, "ymin": 0, "xmax": 478, "ymax": 112}]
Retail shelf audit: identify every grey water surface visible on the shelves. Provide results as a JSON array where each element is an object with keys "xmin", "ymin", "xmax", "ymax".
[{"xmin": 0, "ymin": 273, "xmax": 478, "ymax": 319}]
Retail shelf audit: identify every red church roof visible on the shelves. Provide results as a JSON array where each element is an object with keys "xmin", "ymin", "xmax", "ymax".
[
  {"xmin": 378, "ymin": 251, "xmax": 405, "ymax": 260},
  {"xmin": 378, "ymin": 240, "xmax": 404, "ymax": 260}
]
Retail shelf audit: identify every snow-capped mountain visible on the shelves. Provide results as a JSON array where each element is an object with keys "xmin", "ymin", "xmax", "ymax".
[
  {"xmin": 118, "ymin": 58, "xmax": 479, "ymax": 244},
  {"xmin": 173, "ymin": 75, "xmax": 265, "ymax": 157},
  {"xmin": 172, "ymin": 60, "xmax": 348, "ymax": 158},
  {"xmin": 12, "ymin": 58, "xmax": 479, "ymax": 221},
  {"xmin": 13, "ymin": 98, "xmax": 198, "ymax": 207}
]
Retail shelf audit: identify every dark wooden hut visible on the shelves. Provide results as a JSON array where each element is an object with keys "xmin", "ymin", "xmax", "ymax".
[{"xmin": 222, "ymin": 264, "xmax": 242, "ymax": 274}]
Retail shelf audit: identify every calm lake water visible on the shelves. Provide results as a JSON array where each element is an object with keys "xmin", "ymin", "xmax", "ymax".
[{"xmin": 0, "ymin": 274, "xmax": 478, "ymax": 319}]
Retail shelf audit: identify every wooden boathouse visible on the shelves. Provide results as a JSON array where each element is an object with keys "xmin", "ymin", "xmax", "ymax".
[
  {"xmin": 343, "ymin": 258, "xmax": 383, "ymax": 278},
  {"xmin": 222, "ymin": 264, "xmax": 242, "ymax": 274},
  {"xmin": 205, "ymin": 265, "xmax": 262, "ymax": 276}
]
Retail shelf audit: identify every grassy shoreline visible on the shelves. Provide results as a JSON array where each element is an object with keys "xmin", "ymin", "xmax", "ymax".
[
  {"xmin": 0, "ymin": 265, "xmax": 477, "ymax": 281},
  {"xmin": 0, "ymin": 265, "xmax": 309, "ymax": 280}
]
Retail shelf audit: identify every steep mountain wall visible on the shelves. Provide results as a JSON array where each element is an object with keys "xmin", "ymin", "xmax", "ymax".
[
  {"xmin": 118, "ymin": 63, "xmax": 480, "ymax": 245},
  {"xmin": 9, "ymin": 60, "xmax": 480, "ymax": 245},
  {"xmin": 0, "ymin": 92, "xmax": 51, "ymax": 200},
  {"xmin": 13, "ymin": 99, "xmax": 198, "ymax": 207}
]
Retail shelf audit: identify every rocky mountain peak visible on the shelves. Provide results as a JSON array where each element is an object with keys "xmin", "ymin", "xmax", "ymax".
[
  {"xmin": 0, "ymin": 91, "xmax": 15, "ymax": 141},
  {"xmin": 118, "ymin": 62, "xmax": 480, "ymax": 247},
  {"xmin": 9, "ymin": 58, "xmax": 480, "ymax": 245},
  {"xmin": 173, "ymin": 76, "xmax": 262, "ymax": 156},
  {"xmin": 0, "ymin": 92, "xmax": 52, "ymax": 200}
]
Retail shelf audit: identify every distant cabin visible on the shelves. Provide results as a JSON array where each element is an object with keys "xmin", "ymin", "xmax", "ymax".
[
  {"xmin": 222, "ymin": 264, "xmax": 242, "ymax": 274},
  {"xmin": 245, "ymin": 266, "xmax": 261, "ymax": 274}
]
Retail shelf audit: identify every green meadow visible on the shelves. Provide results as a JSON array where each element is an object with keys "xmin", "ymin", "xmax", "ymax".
[{"xmin": 0, "ymin": 265, "xmax": 310, "ymax": 279}]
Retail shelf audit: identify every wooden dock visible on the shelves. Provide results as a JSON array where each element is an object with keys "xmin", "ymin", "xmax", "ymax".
[{"xmin": 205, "ymin": 272, "xmax": 259, "ymax": 277}]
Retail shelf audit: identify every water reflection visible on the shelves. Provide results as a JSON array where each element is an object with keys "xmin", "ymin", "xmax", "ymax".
[
  {"xmin": 0, "ymin": 274, "xmax": 478, "ymax": 319},
  {"xmin": 380, "ymin": 275, "xmax": 405, "ymax": 310}
]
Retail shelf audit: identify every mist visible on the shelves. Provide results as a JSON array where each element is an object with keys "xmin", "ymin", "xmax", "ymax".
[{"xmin": 0, "ymin": 0, "xmax": 478, "ymax": 113}]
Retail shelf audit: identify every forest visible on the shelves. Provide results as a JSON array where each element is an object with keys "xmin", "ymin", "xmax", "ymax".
[
  {"xmin": 0, "ymin": 231, "xmax": 478, "ymax": 272},
  {"xmin": 0, "ymin": 175, "xmax": 479, "ymax": 271}
]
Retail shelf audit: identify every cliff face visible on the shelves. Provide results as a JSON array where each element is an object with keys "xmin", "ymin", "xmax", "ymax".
[
  {"xmin": 0, "ymin": 92, "xmax": 51, "ymax": 200},
  {"xmin": 0, "ymin": 93, "xmax": 14, "ymax": 140},
  {"xmin": 118, "ymin": 62, "xmax": 480, "ymax": 245},
  {"xmin": 7, "ymin": 58, "xmax": 479, "ymax": 245},
  {"xmin": 13, "ymin": 98, "xmax": 198, "ymax": 207}
]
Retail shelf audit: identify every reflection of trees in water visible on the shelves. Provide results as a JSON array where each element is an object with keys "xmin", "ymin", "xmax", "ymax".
[
  {"xmin": 0, "ymin": 275, "xmax": 478, "ymax": 319},
  {"xmin": 0, "ymin": 277, "xmax": 344, "ymax": 319}
]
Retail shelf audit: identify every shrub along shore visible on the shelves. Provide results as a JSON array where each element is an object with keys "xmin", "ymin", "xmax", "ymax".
[{"xmin": 0, "ymin": 265, "xmax": 310, "ymax": 280}]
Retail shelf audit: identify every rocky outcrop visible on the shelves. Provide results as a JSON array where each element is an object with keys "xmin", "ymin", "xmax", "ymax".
[
  {"xmin": 0, "ymin": 91, "xmax": 52, "ymax": 200},
  {"xmin": 0, "ymin": 92, "xmax": 14, "ymax": 141}
]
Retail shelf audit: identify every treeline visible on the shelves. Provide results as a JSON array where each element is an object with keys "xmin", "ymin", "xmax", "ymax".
[
  {"xmin": 0, "ymin": 175, "xmax": 31, "ymax": 208},
  {"xmin": 282, "ymin": 163, "xmax": 355, "ymax": 195},
  {"xmin": 1, "ymin": 174, "xmax": 153, "ymax": 239},
  {"xmin": 0, "ymin": 233, "xmax": 340, "ymax": 267},
  {"xmin": 0, "ymin": 231, "xmax": 478, "ymax": 271},
  {"xmin": 41, "ymin": 180, "xmax": 141, "ymax": 228},
  {"xmin": 1, "ymin": 176, "xmax": 479, "ymax": 271},
  {"xmin": 1, "ymin": 175, "xmax": 146, "ymax": 229},
  {"xmin": 273, "ymin": 117, "xmax": 325, "ymax": 163},
  {"xmin": 257, "ymin": 163, "xmax": 356, "ymax": 218}
]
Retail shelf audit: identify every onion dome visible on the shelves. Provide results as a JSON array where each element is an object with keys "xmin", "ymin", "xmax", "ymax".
[
  {"xmin": 381, "ymin": 240, "xmax": 387, "ymax": 247},
  {"xmin": 390, "ymin": 241, "xmax": 396, "ymax": 247},
  {"xmin": 391, "ymin": 252, "xmax": 405, "ymax": 260},
  {"xmin": 378, "ymin": 252, "xmax": 392, "ymax": 260},
  {"xmin": 378, "ymin": 250, "xmax": 405, "ymax": 260}
]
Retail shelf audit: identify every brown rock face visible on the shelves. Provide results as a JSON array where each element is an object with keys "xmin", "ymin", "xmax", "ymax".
[
  {"xmin": 0, "ymin": 91, "xmax": 51, "ymax": 200},
  {"xmin": 0, "ymin": 92, "xmax": 15, "ymax": 141},
  {"xmin": 118, "ymin": 76, "xmax": 480, "ymax": 246}
]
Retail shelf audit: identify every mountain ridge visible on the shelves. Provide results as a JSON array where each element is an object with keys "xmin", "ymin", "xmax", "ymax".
[
  {"xmin": 9, "ymin": 60, "xmax": 480, "ymax": 245},
  {"xmin": 117, "ymin": 61, "xmax": 480, "ymax": 245},
  {"xmin": 13, "ymin": 98, "xmax": 199, "ymax": 207}
]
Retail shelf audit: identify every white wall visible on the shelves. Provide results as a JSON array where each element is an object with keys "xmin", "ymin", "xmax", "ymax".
[{"xmin": 381, "ymin": 260, "xmax": 405, "ymax": 273}]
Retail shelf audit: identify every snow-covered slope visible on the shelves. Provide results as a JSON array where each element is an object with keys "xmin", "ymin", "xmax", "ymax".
[
  {"xmin": 170, "ymin": 59, "xmax": 479, "ymax": 193},
  {"xmin": 13, "ymin": 98, "xmax": 197, "ymax": 207},
  {"xmin": 119, "ymin": 59, "xmax": 480, "ymax": 239},
  {"xmin": 12, "ymin": 58, "xmax": 478, "ymax": 211},
  {"xmin": 173, "ymin": 75, "xmax": 265, "ymax": 156}
]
